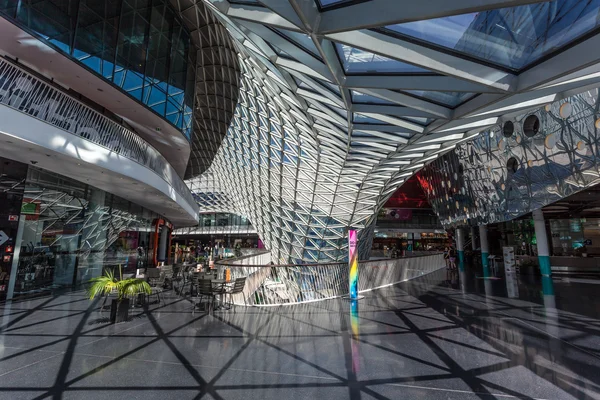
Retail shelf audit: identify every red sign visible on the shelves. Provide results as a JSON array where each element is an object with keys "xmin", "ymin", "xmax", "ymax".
[{"xmin": 8, "ymin": 215, "xmax": 18, "ymax": 221}]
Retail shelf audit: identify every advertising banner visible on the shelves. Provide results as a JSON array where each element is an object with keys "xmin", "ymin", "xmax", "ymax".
[{"xmin": 349, "ymin": 230, "xmax": 358, "ymax": 299}]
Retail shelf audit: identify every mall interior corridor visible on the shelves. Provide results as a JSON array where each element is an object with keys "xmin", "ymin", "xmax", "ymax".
[{"xmin": 0, "ymin": 268, "xmax": 598, "ymax": 400}]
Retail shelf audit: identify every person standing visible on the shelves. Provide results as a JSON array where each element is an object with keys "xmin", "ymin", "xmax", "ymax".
[{"xmin": 448, "ymin": 247, "xmax": 457, "ymax": 270}]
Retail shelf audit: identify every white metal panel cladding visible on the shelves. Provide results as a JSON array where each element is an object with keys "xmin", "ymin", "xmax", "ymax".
[{"xmin": 186, "ymin": 0, "xmax": 600, "ymax": 262}]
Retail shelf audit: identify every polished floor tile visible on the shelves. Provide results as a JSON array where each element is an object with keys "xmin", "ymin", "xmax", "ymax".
[{"xmin": 0, "ymin": 268, "xmax": 599, "ymax": 399}]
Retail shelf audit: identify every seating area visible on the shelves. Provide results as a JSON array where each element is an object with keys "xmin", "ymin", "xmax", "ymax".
[
  {"xmin": 98, "ymin": 265, "xmax": 247, "ymax": 313},
  {"xmin": 189, "ymin": 272, "xmax": 247, "ymax": 313}
]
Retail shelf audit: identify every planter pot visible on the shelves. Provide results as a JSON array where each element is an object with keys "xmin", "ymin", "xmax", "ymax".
[{"xmin": 110, "ymin": 298, "xmax": 130, "ymax": 323}]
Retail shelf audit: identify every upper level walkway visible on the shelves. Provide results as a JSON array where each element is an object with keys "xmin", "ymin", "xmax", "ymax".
[
  {"xmin": 0, "ymin": 57, "xmax": 198, "ymax": 226},
  {"xmin": 0, "ymin": 266, "xmax": 598, "ymax": 399}
]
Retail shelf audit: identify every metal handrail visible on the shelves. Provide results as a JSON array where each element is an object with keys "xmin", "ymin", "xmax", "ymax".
[
  {"xmin": 0, "ymin": 58, "xmax": 196, "ymax": 208},
  {"xmin": 214, "ymin": 252, "xmax": 445, "ymax": 306},
  {"xmin": 215, "ymin": 251, "xmax": 445, "ymax": 268}
]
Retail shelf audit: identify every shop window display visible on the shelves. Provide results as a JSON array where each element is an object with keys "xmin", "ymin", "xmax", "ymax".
[
  {"xmin": 0, "ymin": 157, "xmax": 27, "ymax": 300},
  {"xmin": 11, "ymin": 166, "xmax": 165, "ymax": 298}
]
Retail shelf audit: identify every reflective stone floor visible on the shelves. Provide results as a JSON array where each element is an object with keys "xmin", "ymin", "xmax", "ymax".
[{"xmin": 0, "ymin": 268, "xmax": 599, "ymax": 399}]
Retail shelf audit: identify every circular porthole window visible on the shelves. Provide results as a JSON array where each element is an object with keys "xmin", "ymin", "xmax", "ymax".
[
  {"xmin": 523, "ymin": 115, "xmax": 540, "ymax": 137},
  {"xmin": 503, "ymin": 121, "xmax": 514, "ymax": 137},
  {"xmin": 507, "ymin": 157, "xmax": 519, "ymax": 174}
]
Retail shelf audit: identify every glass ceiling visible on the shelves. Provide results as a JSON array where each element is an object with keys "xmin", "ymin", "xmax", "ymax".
[
  {"xmin": 404, "ymin": 90, "xmax": 475, "ymax": 108},
  {"xmin": 385, "ymin": 0, "xmax": 600, "ymax": 70},
  {"xmin": 274, "ymin": 28, "xmax": 322, "ymax": 59},
  {"xmin": 335, "ymin": 43, "xmax": 432, "ymax": 74},
  {"xmin": 352, "ymin": 91, "xmax": 396, "ymax": 105}
]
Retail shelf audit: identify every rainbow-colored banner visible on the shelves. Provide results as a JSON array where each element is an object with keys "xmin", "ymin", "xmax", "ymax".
[
  {"xmin": 348, "ymin": 229, "xmax": 358, "ymax": 299},
  {"xmin": 350, "ymin": 298, "xmax": 360, "ymax": 373}
]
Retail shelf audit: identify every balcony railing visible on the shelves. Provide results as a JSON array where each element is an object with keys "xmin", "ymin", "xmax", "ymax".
[
  {"xmin": 0, "ymin": 58, "xmax": 196, "ymax": 209},
  {"xmin": 215, "ymin": 252, "xmax": 445, "ymax": 306}
]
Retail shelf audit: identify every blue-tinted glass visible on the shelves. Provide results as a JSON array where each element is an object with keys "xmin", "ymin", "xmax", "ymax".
[
  {"xmin": 79, "ymin": 54, "xmax": 102, "ymax": 74},
  {"xmin": 0, "ymin": 0, "xmax": 18, "ymax": 17},
  {"xmin": 74, "ymin": 0, "xmax": 120, "ymax": 77},
  {"xmin": 6, "ymin": 0, "xmax": 199, "ymax": 139},
  {"xmin": 116, "ymin": 0, "xmax": 150, "ymax": 76},
  {"xmin": 386, "ymin": 0, "xmax": 600, "ymax": 70},
  {"xmin": 17, "ymin": 0, "xmax": 77, "ymax": 54},
  {"xmin": 335, "ymin": 43, "xmax": 431, "ymax": 74},
  {"xmin": 318, "ymin": 0, "xmax": 351, "ymax": 7},
  {"xmin": 351, "ymin": 90, "xmax": 395, "ymax": 105},
  {"xmin": 274, "ymin": 28, "xmax": 321, "ymax": 58},
  {"xmin": 102, "ymin": 60, "xmax": 115, "ymax": 79},
  {"xmin": 404, "ymin": 90, "xmax": 474, "ymax": 107}
]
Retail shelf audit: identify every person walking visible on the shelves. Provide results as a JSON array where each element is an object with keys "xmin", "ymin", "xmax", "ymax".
[{"xmin": 448, "ymin": 247, "xmax": 457, "ymax": 270}]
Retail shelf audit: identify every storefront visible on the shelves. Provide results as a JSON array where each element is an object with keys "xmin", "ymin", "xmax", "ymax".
[
  {"xmin": 372, "ymin": 230, "xmax": 448, "ymax": 255},
  {"xmin": 0, "ymin": 157, "xmax": 172, "ymax": 300},
  {"xmin": 497, "ymin": 216, "xmax": 600, "ymax": 257}
]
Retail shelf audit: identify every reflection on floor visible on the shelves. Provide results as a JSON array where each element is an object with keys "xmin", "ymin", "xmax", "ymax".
[{"xmin": 0, "ymin": 268, "xmax": 599, "ymax": 399}]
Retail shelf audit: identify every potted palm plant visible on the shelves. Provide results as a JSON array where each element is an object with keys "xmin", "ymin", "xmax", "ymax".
[{"xmin": 87, "ymin": 265, "xmax": 151, "ymax": 323}]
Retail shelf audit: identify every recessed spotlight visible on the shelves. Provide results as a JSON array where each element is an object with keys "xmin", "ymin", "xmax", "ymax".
[{"xmin": 77, "ymin": 163, "xmax": 81, "ymax": 166}]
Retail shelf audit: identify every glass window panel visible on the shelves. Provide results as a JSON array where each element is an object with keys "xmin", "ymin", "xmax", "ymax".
[
  {"xmin": 116, "ymin": 0, "xmax": 151, "ymax": 77},
  {"xmin": 74, "ymin": 0, "xmax": 120, "ymax": 79},
  {"xmin": 403, "ymin": 90, "xmax": 474, "ymax": 107},
  {"xmin": 353, "ymin": 113, "xmax": 387, "ymax": 124},
  {"xmin": 184, "ymin": 49, "xmax": 196, "ymax": 111},
  {"xmin": 274, "ymin": 28, "xmax": 321, "ymax": 58},
  {"xmin": 318, "ymin": 0, "xmax": 350, "ymax": 8},
  {"xmin": 335, "ymin": 43, "xmax": 431, "ymax": 74},
  {"xmin": 0, "ymin": 0, "xmax": 18, "ymax": 18},
  {"xmin": 351, "ymin": 90, "xmax": 395, "ymax": 105},
  {"xmin": 144, "ymin": 0, "xmax": 172, "ymax": 108},
  {"xmin": 117, "ymin": 69, "xmax": 145, "ymax": 100},
  {"xmin": 9, "ymin": 0, "xmax": 194, "ymax": 137},
  {"xmin": 385, "ymin": 0, "xmax": 600, "ymax": 70},
  {"xmin": 168, "ymin": 52, "xmax": 187, "ymax": 90},
  {"xmin": 17, "ymin": 0, "xmax": 78, "ymax": 53}
]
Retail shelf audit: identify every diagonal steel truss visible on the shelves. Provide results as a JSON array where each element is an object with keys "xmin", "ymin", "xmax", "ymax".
[{"xmin": 184, "ymin": 0, "xmax": 600, "ymax": 263}]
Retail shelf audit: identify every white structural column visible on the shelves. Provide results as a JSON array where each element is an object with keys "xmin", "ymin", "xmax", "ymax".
[
  {"xmin": 479, "ymin": 225, "xmax": 489, "ymax": 272},
  {"xmin": 532, "ymin": 209, "xmax": 552, "ymax": 276},
  {"xmin": 456, "ymin": 227, "xmax": 466, "ymax": 271}
]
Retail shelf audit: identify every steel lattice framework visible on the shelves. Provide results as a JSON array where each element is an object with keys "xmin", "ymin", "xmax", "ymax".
[
  {"xmin": 185, "ymin": 0, "xmax": 600, "ymax": 262},
  {"xmin": 171, "ymin": 0, "xmax": 242, "ymax": 179}
]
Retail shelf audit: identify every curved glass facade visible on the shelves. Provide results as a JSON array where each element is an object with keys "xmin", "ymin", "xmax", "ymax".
[{"xmin": 0, "ymin": 0, "xmax": 195, "ymax": 139}]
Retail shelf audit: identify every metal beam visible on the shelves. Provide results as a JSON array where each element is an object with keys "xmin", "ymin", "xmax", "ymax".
[
  {"xmin": 345, "ymin": 75, "xmax": 503, "ymax": 93},
  {"xmin": 318, "ymin": 0, "xmax": 552, "ymax": 34},
  {"xmin": 326, "ymin": 30, "xmax": 516, "ymax": 92}
]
